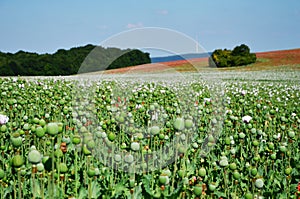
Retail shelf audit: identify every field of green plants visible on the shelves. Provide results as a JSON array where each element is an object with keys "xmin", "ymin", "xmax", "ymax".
[{"xmin": 0, "ymin": 72, "xmax": 299, "ymax": 199}]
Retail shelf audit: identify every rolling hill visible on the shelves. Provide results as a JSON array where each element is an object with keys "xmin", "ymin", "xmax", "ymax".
[{"xmin": 103, "ymin": 48, "xmax": 300, "ymax": 74}]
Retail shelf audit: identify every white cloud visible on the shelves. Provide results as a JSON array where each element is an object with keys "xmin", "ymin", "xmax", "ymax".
[{"xmin": 126, "ymin": 22, "xmax": 144, "ymax": 29}]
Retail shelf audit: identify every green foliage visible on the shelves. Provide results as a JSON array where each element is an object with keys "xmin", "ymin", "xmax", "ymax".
[
  {"xmin": 210, "ymin": 44, "xmax": 257, "ymax": 67},
  {"xmin": 108, "ymin": 49, "xmax": 150, "ymax": 70},
  {"xmin": 0, "ymin": 45, "xmax": 151, "ymax": 76}
]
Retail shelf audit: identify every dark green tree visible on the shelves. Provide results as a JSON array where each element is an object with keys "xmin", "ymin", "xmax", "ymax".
[
  {"xmin": 210, "ymin": 44, "xmax": 256, "ymax": 68},
  {"xmin": 107, "ymin": 49, "xmax": 151, "ymax": 70},
  {"xmin": 0, "ymin": 45, "xmax": 151, "ymax": 76},
  {"xmin": 232, "ymin": 44, "xmax": 250, "ymax": 56}
]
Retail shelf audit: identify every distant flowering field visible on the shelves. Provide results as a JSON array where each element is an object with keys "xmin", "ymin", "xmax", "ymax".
[{"xmin": 0, "ymin": 71, "xmax": 299, "ymax": 198}]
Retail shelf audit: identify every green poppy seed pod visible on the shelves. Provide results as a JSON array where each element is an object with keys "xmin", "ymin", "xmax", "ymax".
[
  {"xmin": 36, "ymin": 163, "xmax": 44, "ymax": 172},
  {"xmin": 45, "ymin": 113, "xmax": 50, "ymax": 119},
  {"xmin": 184, "ymin": 119, "xmax": 193, "ymax": 129},
  {"xmin": 280, "ymin": 125, "xmax": 286, "ymax": 130},
  {"xmin": 62, "ymin": 136, "xmax": 70, "ymax": 144},
  {"xmin": 107, "ymin": 132, "xmax": 116, "ymax": 141},
  {"xmin": 244, "ymin": 193, "xmax": 253, "ymax": 199},
  {"xmin": 288, "ymin": 131, "xmax": 295, "ymax": 138},
  {"xmin": 208, "ymin": 134, "xmax": 215, "ymax": 143},
  {"xmin": 46, "ymin": 122, "xmax": 59, "ymax": 136},
  {"xmin": 35, "ymin": 126, "xmax": 45, "ymax": 138},
  {"xmin": 251, "ymin": 168, "xmax": 258, "ymax": 176},
  {"xmin": 173, "ymin": 118, "xmax": 185, "ymax": 131},
  {"xmin": 150, "ymin": 126, "xmax": 160, "ymax": 135},
  {"xmin": 270, "ymin": 153, "xmax": 276, "ymax": 160},
  {"xmin": 42, "ymin": 156, "xmax": 49, "ymax": 164},
  {"xmin": 54, "ymin": 148, "xmax": 63, "ymax": 158},
  {"xmin": 20, "ymin": 167, "xmax": 26, "ymax": 176},
  {"xmin": 279, "ymin": 145, "xmax": 287, "ymax": 152},
  {"xmin": 206, "ymin": 142, "xmax": 214, "ymax": 148},
  {"xmin": 164, "ymin": 135, "xmax": 169, "ymax": 140},
  {"xmin": 257, "ymin": 129, "xmax": 263, "ymax": 135},
  {"xmin": 233, "ymin": 170, "xmax": 241, "ymax": 180},
  {"xmin": 59, "ymin": 163, "xmax": 68, "ymax": 173},
  {"xmin": 230, "ymin": 148, "xmax": 236, "ymax": 155},
  {"xmin": 57, "ymin": 122, "xmax": 64, "ymax": 133},
  {"xmin": 94, "ymin": 168, "xmax": 100, "ymax": 176},
  {"xmin": 12, "ymin": 155, "xmax": 24, "ymax": 168},
  {"xmin": 39, "ymin": 119, "xmax": 46, "ymax": 127},
  {"xmin": 87, "ymin": 168, "xmax": 96, "ymax": 178},
  {"xmin": 72, "ymin": 135, "xmax": 81, "ymax": 145},
  {"xmin": 268, "ymin": 142, "xmax": 275, "ymax": 150},
  {"xmin": 136, "ymin": 133, "xmax": 144, "ymax": 140},
  {"xmin": 33, "ymin": 118, "xmax": 39, "ymax": 124},
  {"xmin": 239, "ymin": 132, "xmax": 246, "ymax": 139},
  {"xmin": 159, "ymin": 175, "xmax": 169, "ymax": 185},
  {"xmin": 252, "ymin": 140, "xmax": 259, "ymax": 146},
  {"xmin": 117, "ymin": 116, "xmax": 125, "ymax": 123},
  {"xmin": 162, "ymin": 169, "xmax": 171, "ymax": 177},
  {"xmin": 0, "ymin": 125, "xmax": 7, "ymax": 132},
  {"xmin": 251, "ymin": 128, "xmax": 257, "ymax": 134},
  {"xmin": 158, "ymin": 133, "xmax": 165, "ymax": 140},
  {"xmin": 229, "ymin": 162, "xmax": 237, "ymax": 170},
  {"xmin": 30, "ymin": 125, "xmax": 36, "ymax": 133},
  {"xmin": 28, "ymin": 149, "xmax": 42, "ymax": 164},
  {"xmin": 192, "ymin": 142, "xmax": 199, "ymax": 149},
  {"xmin": 284, "ymin": 167, "xmax": 293, "ymax": 175},
  {"xmin": 114, "ymin": 154, "xmax": 122, "ymax": 163},
  {"xmin": 199, "ymin": 167, "xmax": 206, "ymax": 177},
  {"xmin": 255, "ymin": 178, "xmax": 264, "ymax": 188},
  {"xmin": 194, "ymin": 185, "xmax": 202, "ymax": 196},
  {"xmin": 130, "ymin": 142, "xmax": 140, "ymax": 151},
  {"xmin": 10, "ymin": 133, "xmax": 22, "ymax": 147},
  {"xmin": 208, "ymin": 183, "xmax": 217, "ymax": 191},
  {"xmin": 149, "ymin": 104, "xmax": 155, "ymax": 111},
  {"xmin": 19, "ymin": 130, "xmax": 25, "ymax": 135},
  {"xmin": 23, "ymin": 123, "xmax": 30, "ymax": 131},
  {"xmin": 219, "ymin": 156, "xmax": 228, "ymax": 167},
  {"xmin": 177, "ymin": 169, "xmax": 186, "ymax": 178},
  {"xmin": 124, "ymin": 154, "xmax": 134, "ymax": 164},
  {"xmin": 225, "ymin": 137, "xmax": 231, "ymax": 145},
  {"xmin": 162, "ymin": 113, "xmax": 168, "ymax": 119}
]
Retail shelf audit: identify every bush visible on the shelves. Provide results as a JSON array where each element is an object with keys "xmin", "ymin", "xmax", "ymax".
[{"xmin": 210, "ymin": 44, "xmax": 256, "ymax": 67}]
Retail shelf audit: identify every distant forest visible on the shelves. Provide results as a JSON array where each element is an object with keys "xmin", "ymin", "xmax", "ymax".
[{"xmin": 0, "ymin": 44, "xmax": 151, "ymax": 76}]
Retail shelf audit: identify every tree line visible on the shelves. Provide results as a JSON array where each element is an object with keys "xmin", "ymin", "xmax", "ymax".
[{"xmin": 0, "ymin": 45, "xmax": 151, "ymax": 76}]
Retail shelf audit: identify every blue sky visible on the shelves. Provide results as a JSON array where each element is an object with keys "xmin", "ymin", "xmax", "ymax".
[{"xmin": 0, "ymin": 0, "xmax": 299, "ymax": 56}]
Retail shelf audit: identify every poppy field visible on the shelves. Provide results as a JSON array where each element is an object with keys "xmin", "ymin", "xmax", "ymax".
[{"xmin": 0, "ymin": 72, "xmax": 299, "ymax": 199}]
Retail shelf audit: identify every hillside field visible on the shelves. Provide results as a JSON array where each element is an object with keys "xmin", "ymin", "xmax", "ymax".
[{"xmin": 102, "ymin": 48, "xmax": 300, "ymax": 74}]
